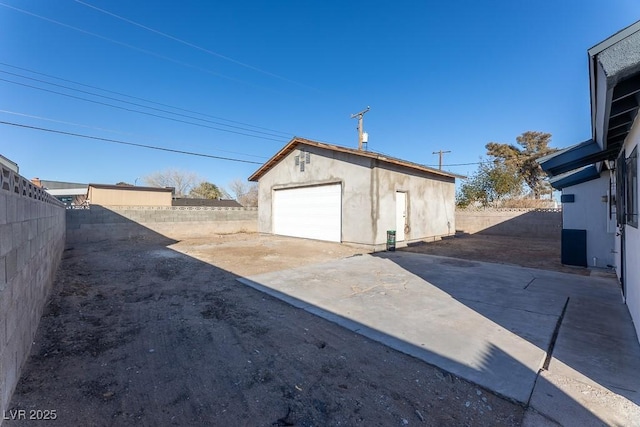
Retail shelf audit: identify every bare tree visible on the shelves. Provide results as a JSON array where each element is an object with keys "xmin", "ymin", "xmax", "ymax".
[
  {"xmin": 73, "ymin": 194, "xmax": 88, "ymax": 206},
  {"xmin": 229, "ymin": 179, "xmax": 258, "ymax": 207},
  {"xmin": 144, "ymin": 169, "xmax": 201, "ymax": 197}
]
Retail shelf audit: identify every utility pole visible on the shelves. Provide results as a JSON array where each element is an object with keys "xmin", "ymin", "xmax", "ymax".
[
  {"xmin": 350, "ymin": 106, "xmax": 370, "ymax": 150},
  {"xmin": 432, "ymin": 150, "xmax": 451, "ymax": 170}
]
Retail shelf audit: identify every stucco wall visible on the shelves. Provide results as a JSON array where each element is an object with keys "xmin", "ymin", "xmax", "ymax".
[
  {"xmin": 374, "ymin": 164, "xmax": 455, "ymax": 245},
  {"xmin": 0, "ymin": 169, "xmax": 65, "ymax": 419},
  {"xmin": 619, "ymin": 116, "xmax": 640, "ymax": 341},
  {"xmin": 562, "ymin": 173, "xmax": 615, "ymax": 268},
  {"xmin": 67, "ymin": 205, "xmax": 257, "ymax": 243},
  {"xmin": 88, "ymin": 187, "xmax": 172, "ymax": 206},
  {"xmin": 256, "ymin": 145, "xmax": 456, "ymax": 248}
]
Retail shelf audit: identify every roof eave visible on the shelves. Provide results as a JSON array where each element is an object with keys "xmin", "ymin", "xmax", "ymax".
[
  {"xmin": 248, "ymin": 137, "xmax": 300, "ymax": 182},
  {"xmin": 589, "ymin": 20, "xmax": 640, "ymax": 151},
  {"xmin": 541, "ymin": 21, "xmax": 640, "ymax": 183},
  {"xmin": 550, "ymin": 165, "xmax": 601, "ymax": 190}
]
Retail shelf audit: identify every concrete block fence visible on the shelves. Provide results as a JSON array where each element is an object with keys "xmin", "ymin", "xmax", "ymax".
[
  {"xmin": 455, "ymin": 208, "xmax": 562, "ymax": 238},
  {"xmin": 0, "ymin": 165, "xmax": 65, "ymax": 421},
  {"xmin": 66, "ymin": 205, "xmax": 258, "ymax": 243}
]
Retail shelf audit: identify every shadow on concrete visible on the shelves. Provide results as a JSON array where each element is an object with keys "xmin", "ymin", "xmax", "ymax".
[
  {"xmin": 373, "ymin": 250, "xmax": 639, "ymax": 425},
  {"xmin": 238, "ymin": 262, "xmax": 615, "ymax": 426}
]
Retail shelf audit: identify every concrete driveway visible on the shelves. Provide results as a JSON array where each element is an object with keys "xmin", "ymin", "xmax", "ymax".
[{"xmin": 238, "ymin": 251, "xmax": 640, "ymax": 426}]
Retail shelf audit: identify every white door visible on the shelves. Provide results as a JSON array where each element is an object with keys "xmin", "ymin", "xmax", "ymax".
[
  {"xmin": 396, "ymin": 191, "xmax": 406, "ymax": 241},
  {"xmin": 273, "ymin": 184, "xmax": 341, "ymax": 242}
]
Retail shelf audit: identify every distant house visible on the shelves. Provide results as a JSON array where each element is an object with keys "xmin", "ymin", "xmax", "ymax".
[
  {"xmin": 249, "ymin": 137, "xmax": 463, "ymax": 249},
  {"xmin": 87, "ymin": 184, "xmax": 174, "ymax": 206},
  {"xmin": 539, "ymin": 21, "xmax": 640, "ymax": 342},
  {"xmin": 32, "ymin": 178, "xmax": 88, "ymax": 206}
]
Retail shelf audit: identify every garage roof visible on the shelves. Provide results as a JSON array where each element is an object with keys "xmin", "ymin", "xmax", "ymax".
[{"xmin": 248, "ymin": 137, "xmax": 465, "ymax": 182}]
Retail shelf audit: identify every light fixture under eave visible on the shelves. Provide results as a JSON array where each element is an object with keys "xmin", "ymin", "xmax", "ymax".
[{"xmin": 607, "ymin": 159, "xmax": 616, "ymax": 170}]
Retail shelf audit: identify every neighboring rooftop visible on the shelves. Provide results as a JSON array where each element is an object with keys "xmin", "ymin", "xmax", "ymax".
[
  {"xmin": 88, "ymin": 183, "xmax": 174, "ymax": 193},
  {"xmin": 35, "ymin": 179, "xmax": 88, "ymax": 190}
]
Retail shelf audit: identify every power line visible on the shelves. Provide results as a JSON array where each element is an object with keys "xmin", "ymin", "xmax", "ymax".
[
  {"xmin": 0, "ymin": 109, "xmax": 136, "ymax": 136},
  {"xmin": 74, "ymin": 0, "xmax": 320, "ymax": 93},
  {"xmin": 0, "ymin": 109, "xmax": 270, "ymax": 159},
  {"xmin": 0, "ymin": 120, "xmax": 264, "ymax": 165},
  {"xmin": 0, "ymin": 69, "xmax": 290, "ymax": 139},
  {"xmin": 0, "ymin": 62, "xmax": 293, "ymax": 137},
  {"xmin": 0, "ymin": 2, "xmax": 289, "ymax": 94},
  {"xmin": 424, "ymin": 161, "xmax": 491, "ymax": 168},
  {"xmin": 0, "ymin": 77, "xmax": 290, "ymax": 142}
]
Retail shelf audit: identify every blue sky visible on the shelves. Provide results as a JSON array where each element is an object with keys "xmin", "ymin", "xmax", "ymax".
[{"xmin": 1, "ymin": 1, "xmax": 639, "ymax": 196}]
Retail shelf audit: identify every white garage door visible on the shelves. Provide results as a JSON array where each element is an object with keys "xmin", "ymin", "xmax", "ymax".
[{"xmin": 273, "ymin": 184, "xmax": 341, "ymax": 242}]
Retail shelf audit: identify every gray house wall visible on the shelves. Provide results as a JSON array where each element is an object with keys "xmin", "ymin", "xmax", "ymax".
[
  {"xmin": 256, "ymin": 145, "xmax": 456, "ymax": 248},
  {"xmin": 562, "ymin": 173, "xmax": 615, "ymax": 268},
  {"xmin": 618, "ymin": 115, "xmax": 640, "ymax": 340}
]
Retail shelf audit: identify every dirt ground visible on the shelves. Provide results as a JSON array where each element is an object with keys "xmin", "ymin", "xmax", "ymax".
[
  {"xmin": 4, "ymin": 233, "xmax": 552, "ymax": 427},
  {"xmin": 401, "ymin": 233, "xmax": 591, "ymax": 276}
]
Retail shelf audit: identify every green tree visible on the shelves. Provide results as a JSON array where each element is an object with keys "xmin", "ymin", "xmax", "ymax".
[
  {"xmin": 485, "ymin": 131, "xmax": 557, "ymax": 199},
  {"xmin": 189, "ymin": 182, "xmax": 225, "ymax": 199},
  {"xmin": 456, "ymin": 160, "xmax": 522, "ymax": 207}
]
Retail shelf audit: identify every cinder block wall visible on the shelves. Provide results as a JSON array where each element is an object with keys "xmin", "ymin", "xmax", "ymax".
[
  {"xmin": 66, "ymin": 205, "xmax": 258, "ymax": 243},
  {"xmin": 455, "ymin": 208, "xmax": 562, "ymax": 238},
  {"xmin": 0, "ymin": 168, "xmax": 65, "ymax": 419}
]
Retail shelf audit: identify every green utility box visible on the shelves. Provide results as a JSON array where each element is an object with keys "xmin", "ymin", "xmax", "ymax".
[{"xmin": 386, "ymin": 230, "xmax": 396, "ymax": 251}]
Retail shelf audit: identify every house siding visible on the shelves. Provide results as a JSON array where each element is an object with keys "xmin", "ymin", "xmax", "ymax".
[
  {"xmin": 619, "ymin": 116, "xmax": 640, "ymax": 339},
  {"xmin": 88, "ymin": 187, "xmax": 172, "ymax": 206},
  {"xmin": 562, "ymin": 173, "xmax": 615, "ymax": 268}
]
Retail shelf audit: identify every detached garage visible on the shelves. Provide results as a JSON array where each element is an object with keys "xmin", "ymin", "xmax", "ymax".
[{"xmin": 249, "ymin": 137, "xmax": 462, "ymax": 249}]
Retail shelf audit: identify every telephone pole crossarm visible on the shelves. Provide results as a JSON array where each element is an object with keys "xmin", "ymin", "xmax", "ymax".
[
  {"xmin": 432, "ymin": 150, "xmax": 451, "ymax": 170},
  {"xmin": 350, "ymin": 106, "xmax": 370, "ymax": 150}
]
